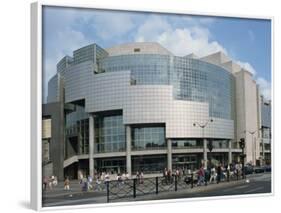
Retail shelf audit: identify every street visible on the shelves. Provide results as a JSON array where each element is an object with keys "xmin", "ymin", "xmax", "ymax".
[{"xmin": 43, "ymin": 172, "xmax": 271, "ymax": 207}]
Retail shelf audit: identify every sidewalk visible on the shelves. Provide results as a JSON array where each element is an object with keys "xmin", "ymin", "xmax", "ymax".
[{"xmin": 43, "ymin": 180, "xmax": 107, "ymax": 198}]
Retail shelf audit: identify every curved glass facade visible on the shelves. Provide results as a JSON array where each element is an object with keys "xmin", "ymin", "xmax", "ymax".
[{"xmin": 100, "ymin": 54, "xmax": 235, "ymax": 120}]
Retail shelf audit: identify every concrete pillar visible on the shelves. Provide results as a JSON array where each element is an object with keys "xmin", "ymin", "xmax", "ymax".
[
  {"xmin": 167, "ymin": 139, "xmax": 172, "ymax": 171},
  {"xmin": 89, "ymin": 115, "xmax": 95, "ymax": 177},
  {"xmin": 228, "ymin": 140, "xmax": 232, "ymax": 164},
  {"xmin": 262, "ymin": 138, "xmax": 265, "ymax": 166},
  {"xmin": 126, "ymin": 125, "xmax": 132, "ymax": 176},
  {"xmin": 203, "ymin": 139, "xmax": 207, "ymax": 168}
]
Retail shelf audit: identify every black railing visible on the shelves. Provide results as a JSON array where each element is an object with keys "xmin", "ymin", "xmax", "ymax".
[{"xmin": 106, "ymin": 171, "xmax": 249, "ymax": 202}]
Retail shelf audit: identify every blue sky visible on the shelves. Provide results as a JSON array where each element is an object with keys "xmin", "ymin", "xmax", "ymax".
[{"xmin": 43, "ymin": 6, "xmax": 271, "ymax": 102}]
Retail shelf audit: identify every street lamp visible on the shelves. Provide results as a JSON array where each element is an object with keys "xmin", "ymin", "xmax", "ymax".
[
  {"xmin": 239, "ymin": 138, "xmax": 246, "ymax": 179},
  {"xmin": 207, "ymin": 140, "xmax": 213, "ymax": 166},
  {"xmin": 193, "ymin": 119, "xmax": 213, "ymax": 168}
]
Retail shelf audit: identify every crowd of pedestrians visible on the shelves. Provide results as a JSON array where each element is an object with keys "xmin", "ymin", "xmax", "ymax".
[
  {"xmin": 43, "ymin": 162, "xmax": 245, "ymax": 193},
  {"xmin": 193, "ymin": 162, "xmax": 243, "ymax": 186}
]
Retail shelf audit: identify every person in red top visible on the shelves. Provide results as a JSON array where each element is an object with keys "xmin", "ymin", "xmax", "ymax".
[{"xmin": 197, "ymin": 166, "xmax": 205, "ymax": 186}]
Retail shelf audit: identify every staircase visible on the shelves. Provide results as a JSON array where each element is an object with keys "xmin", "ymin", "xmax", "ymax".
[{"xmin": 63, "ymin": 155, "xmax": 78, "ymax": 168}]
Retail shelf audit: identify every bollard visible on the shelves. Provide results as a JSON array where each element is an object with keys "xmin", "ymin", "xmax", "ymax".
[
  {"xmin": 133, "ymin": 178, "xmax": 136, "ymax": 198},
  {"xmin": 156, "ymin": 177, "xmax": 159, "ymax": 194},
  {"xmin": 106, "ymin": 182, "xmax": 109, "ymax": 203}
]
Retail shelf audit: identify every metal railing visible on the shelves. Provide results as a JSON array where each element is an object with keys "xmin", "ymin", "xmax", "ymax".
[{"xmin": 106, "ymin": 170, "xmax": 251, "ymax": 202}]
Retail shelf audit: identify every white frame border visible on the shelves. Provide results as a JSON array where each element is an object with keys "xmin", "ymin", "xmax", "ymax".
[{"xmin": 30, "ymin": 1, "xmax": 274, "ymax": 211}]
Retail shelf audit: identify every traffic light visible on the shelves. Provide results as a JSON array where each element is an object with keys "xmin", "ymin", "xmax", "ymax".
[
  {"xmin": 239, "ymin": 138, "xmax": 245, "ymax": 149},
  {"xmin": 207, "ymin": 140, "xmax": 213, "ymax": 152}
]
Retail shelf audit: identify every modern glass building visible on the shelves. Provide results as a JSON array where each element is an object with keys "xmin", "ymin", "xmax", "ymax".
[{"xmin": 43, "ymin": 42, "xmax": 269, "ymax": 180}]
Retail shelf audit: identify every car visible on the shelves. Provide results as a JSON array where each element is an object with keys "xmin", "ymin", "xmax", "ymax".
[
  {"xmin": 253, "ymin": 166, "xmax": 265, "ymax": 173},
  {"xmin": 244, "ymin": 165, "xmax": 254, "ymax": 174},
  {"xmin": 263, "ymin": 165, "xmax": 271, "ymax": 172}
]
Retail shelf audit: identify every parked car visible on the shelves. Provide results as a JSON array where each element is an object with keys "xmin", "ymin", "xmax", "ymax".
[
  {"xmin": 253, "ymin": 166, "xmax": 265, "ymax": 173},
  {"xmin": 244, "ymin": 165, "xmax": 254, "ymax": 174},
  {"xmin": 263, "ymin": 165, "xmax": 271, "ymax": 172}
]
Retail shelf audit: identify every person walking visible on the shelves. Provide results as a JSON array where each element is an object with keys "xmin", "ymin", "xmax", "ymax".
[
  {"xmin": 94, "ymin": 175, "xmax": 102, "ymax": 191},
  {"xmin": 198, "ymin": 166, "xmax": 205, "ymax": 186},
  {"xmin": 140, "ymin": 171, "xmax": 144, "ymax": 184},
  {"xmin": 87, "ymin": 175, "xmax": 93, "ymax": 191},
  {"xmin": 209, "ymin": 166, "xmax": 217, "ymax": 183},
  {"xmin": 64, "ymin": 177, "xmax": 70, "ymax": 190}
]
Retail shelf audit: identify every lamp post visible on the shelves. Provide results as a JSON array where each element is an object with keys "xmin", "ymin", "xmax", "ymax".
[
  {"xmin": 207, "ymin": 140, "xmax": 213, "ymax": 166},
  {"xmin": 193, "ymin": 119, "xmax": 213, "ymax": 168},
  {"xmin": 239, "ymin": 138, "xmax": 245, "ymax": 179}
]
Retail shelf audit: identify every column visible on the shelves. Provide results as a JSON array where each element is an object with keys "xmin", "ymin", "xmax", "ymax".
[
  {"xmin": 262, "ymin": 138, "xmax": 265, "ymax": 166},
  {"xmin": 228, "ymin": 140, "xmax": 232, "ymax": 164},
  {"xmin": 167, "ymin": 139, "xmax": 172, "ymax": 171},
  {"xmin": 203, "ymin": 139, "xmax": 207, "ymax": 168},
  {"xmin": 126, "ymin": 125, "xmax": 132, "ymax": 176},
  {"xmin": 89, "ymin": 114, "xmax": 95, "ymax": 177}
]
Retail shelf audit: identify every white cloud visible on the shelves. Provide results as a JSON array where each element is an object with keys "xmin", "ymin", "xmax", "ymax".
[
  {"xmin": 135, "ymin": 15, "xmax": 172, "ymax": 42},
  {"xmin": 236, "ymin": 60, "xmax": 257, "ymax": 75},
  {"xmin": 256, "ymin": 77, "xmax": 271, "ymax": 100},
  {"xmin": 134, "ymin": 16, "xmax": 227, "ymax": 57}
]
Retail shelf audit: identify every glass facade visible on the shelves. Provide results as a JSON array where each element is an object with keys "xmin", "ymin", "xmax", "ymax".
[
  {"xmin": 131, "ymin": 126, "xmax": 166, "ymax": 151},
  {"xmin": 94, "ymin": 114, "xmax": 126, "ymax": 153},
  {"xmin": 100, "ymin": 54, "xmax": 235, "ymax": 120},
  {"xmin": 172, "ymin": 154, "xmax": 199, "ymax": 170},
  {"xmin": 172, "ymin": 57, "xmax": 235, "ymax": 119},
  {"xmin": 172, "ymin": 139, "xmax": 203, "ymax": 149},
  {"xmin": 47, "ymin": 43, "xmax": 239, "ymax": 177},
  {"xmin": 95, "ymin": 157, "xmax": 126, "ymax": 174},
  {"xmin": 211, "ymin": 139, "xmax": 229, "ymax": 149},
  {"xmin": 100, "ymin": 54, "xmax": 170, "ymax": 85},
  {"xmin": 65, "ymin": 105, "xmax": 89, "ymax": 155},
  {"xmin": 261, "ymin": 101, "xmax": 271, "ymax": 128},
  {"xmin": 132, "ymin": 155, "xmax": 167, "ymax": 174}
]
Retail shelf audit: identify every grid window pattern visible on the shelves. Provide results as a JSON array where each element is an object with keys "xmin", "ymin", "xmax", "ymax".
[
  {"xmin": 99, "ymin": 54, "xmax": 234, "ymax": 120},
  {"xmin": 261, "ymin": 102, "xmax": 271, "ymax": 128},
  {"xmin": 65, "ymin": 105, "xmax": 89, "ymax": 155},
  {"xmin": 172, "ymin": 57, "xmax": 235, "ymax": 119},
  {"xmin": 100, "ymin": 54, "xmax": 170, "ymax": 85},
  {"xmin": 172, "ymin": 154, "xmax": 199, "ymax": 170},
  {"xmin": 95, "ymin": 157, "xmax": 126, "ymax": 174},
  {"xmin": 171, "ymin": 139, "xmax": 203, "ymax": 149},
  {"xmin": 132, "ymin": 126, "xmax": 166, "ymax": 151},
  {"xmin": 94, "ymin": 115, "xmax": 125, "ymax": 153},
  {"xmin": 211, "ymin": 139, "xmax": 229, "ymax": 149},
  {"xmin": 132, "ymin": 155, "xmax": 167, "ymax": 174}
]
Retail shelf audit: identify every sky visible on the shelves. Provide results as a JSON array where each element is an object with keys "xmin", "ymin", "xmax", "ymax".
[{"xmin": 42, "ymin": 6, "xmax": 272, "ymax": 102}]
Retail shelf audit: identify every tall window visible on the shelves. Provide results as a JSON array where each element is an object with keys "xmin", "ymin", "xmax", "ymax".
[
  {"xmin": 94, "ymin": 114, "xmax": 125, "ymax": 153},
  {"xmin": 132, "ymin": 125, "xmax": 166, "ymax": 151}
]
